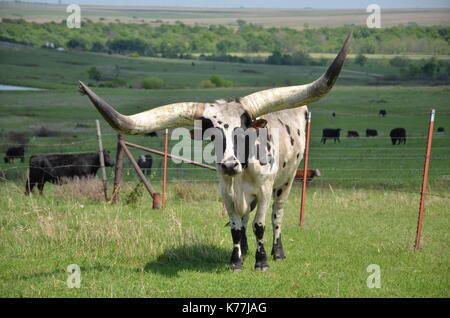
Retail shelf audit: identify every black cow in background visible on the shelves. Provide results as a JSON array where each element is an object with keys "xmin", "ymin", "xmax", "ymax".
[
  {"xmin": 437, "ymin": 127, "xmax": 445, "ymax": 133},
  {"xmin": 366, "ymin": 129, "xmax": 378, "ymax": 137},
  {"xmin": 321, "ymin": 129, "xmax": 341, "ymax": 144},
  {"xmin": 137, "ymin": 154, "xmax": 153, "ymax": 175},
  {"xmin": 4, "ymin": 146, "xmax": 25, "ymax": 163},
  {"xmin": 379, "ymin": 109, "xmax": 387, "ymax": 117},
  {"xmin": 25, "ymin": 150, "xmax": 114, "ymax": 195},
  {"xmin": 347, "ymin": 130, "xmax": 359, "ymax": 137},
  {"xmin": 390, "ymin": 128, "xmax": 406, "ymax": 145}
]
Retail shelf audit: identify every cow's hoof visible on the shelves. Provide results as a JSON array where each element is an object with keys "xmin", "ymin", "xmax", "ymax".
[
  {"xmin": 254, "ymin": 263, "xmax": 270, "ymax": 271},
  {"xmin": 230, "ymin": 263, "xmax": 243, "ymax": 272},
  {"xmin": 273, "ymin": 254, "xmax": 286, "ymax": 261}
]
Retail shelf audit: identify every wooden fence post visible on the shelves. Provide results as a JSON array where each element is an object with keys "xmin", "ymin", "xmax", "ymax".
[
  {"xmin": 95, "ymin": 120, "xmax": 108, "ymax": 201},
  {"xmin": 120, "ymin": 140, "xmax": 161, "ymax": 209},
  {"xmin": 112, "ymin": 134, "xmax": 125, "ymax": 203}
]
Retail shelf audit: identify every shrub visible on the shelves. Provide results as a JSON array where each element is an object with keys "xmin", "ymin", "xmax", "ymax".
[
  {"xmin": 389, "ymin": 56, "xmax": 410, "ymax": 68},
  {"xmin": 291, "ymin": 50, "xmax": 312, "ymax": 65},
  {"xmin": 87, "ymin": 67, "xmax": 101, "ymax": 81},
  {"xmin": 354, "ymin": 53, "xmax": 368, "ymax": 66},
  {"xmin": 141, "ymin": 76, "xmax": 165, "ymax": 89},
  {"xmin": 66, "ymin": 38, "xmax": 86, "ymax": 50},
  {"xmin": 34, "ymin": 126, "xmax": 64, "ymax": 137},
  {"xmin": 209, "ymin": 75, "xmax": 234, "ymax": 87},
  {"xmin": 102, "ymin": 78, "xmax": 128, "ymax": 88},
  {"xmin": 199, "ymin": 80, "xmax": 215, "ymax": 88},
  {"xmin": 91, "ymin": 41, "xmax": 107, "ymax": 52}
]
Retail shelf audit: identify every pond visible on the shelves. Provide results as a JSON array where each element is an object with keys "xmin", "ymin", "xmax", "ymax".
[{"xmin": 0, "ymin": 84, "xmax": 44, "ymax": 91}]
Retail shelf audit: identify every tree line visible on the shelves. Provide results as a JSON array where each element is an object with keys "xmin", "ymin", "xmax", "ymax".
[{"xmin": 0, "ymin": 18, "xmax": 448, "ymax": 58}]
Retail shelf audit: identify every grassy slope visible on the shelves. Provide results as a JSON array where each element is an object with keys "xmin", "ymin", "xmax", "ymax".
[
  {"xmin": 0, "ymin": 42, "xmax": 384, "ymax": 90},
  {"xmin": 0, "ymin": 43, "xmax": 449, "ymax": 298}
]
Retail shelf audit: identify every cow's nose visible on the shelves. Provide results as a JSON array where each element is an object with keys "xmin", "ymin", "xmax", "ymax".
[{"xmin": 220, "ymin": 160, "xmax": 239, "ymax": 176}]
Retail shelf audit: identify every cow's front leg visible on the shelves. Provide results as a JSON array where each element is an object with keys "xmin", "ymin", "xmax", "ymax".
[
  {"xmin": 253, "ymin": 193, "xmax": 271, "ymax": 271},
  {"xmin": 229, "ymin": 213, "xmax": 244, "ymax": 271},
  {"xmin": 240, "ymin": 213, "xmax": 250, "ymax": 256}
]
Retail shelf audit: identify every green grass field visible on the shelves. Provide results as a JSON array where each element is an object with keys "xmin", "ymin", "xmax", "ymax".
[
  {"xmin": 0, "ymin": 41, "xmax": 449, "ymax": 298},
  {"xmin": 0, "ymin": 42, "xmax": 392, "ymax": 90}
]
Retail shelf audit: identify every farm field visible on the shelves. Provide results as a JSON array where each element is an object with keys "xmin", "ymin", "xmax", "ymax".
[
  {"xmin": 1, "ymin": 2, "xmax": 449, "ymax": 28},
  {"xmin": 0, "ymin": 38, "xmax": 449, "ymax": 298},
  {"xmin": 0, "ymin": 42, "xmax": 401, "ymax": 90}
]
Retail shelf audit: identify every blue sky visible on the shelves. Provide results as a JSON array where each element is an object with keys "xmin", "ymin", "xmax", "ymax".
[{"xmin": 16, "ymin": 0, "xmax": 450, "ymax": 8}]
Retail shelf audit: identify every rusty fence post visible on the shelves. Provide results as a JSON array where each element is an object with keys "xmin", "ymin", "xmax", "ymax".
[
  {"xmin": 300, "ymin": 112, "xmax": 311, "ymax": 226},
  {"xmin": 415, "ymin": 109, "xmax": 435, "ymax": 250}
]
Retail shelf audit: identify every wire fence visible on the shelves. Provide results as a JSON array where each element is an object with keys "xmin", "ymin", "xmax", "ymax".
[{"xmin": 1, "ymin": 132, "xmax": 449, "ymax": 199}]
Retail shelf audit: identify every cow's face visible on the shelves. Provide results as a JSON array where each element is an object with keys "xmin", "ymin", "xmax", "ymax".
[
  {"xmin": 198, "ymin": 100, "xmax": 267, "ymax": 177},
  {"xmin": 103, "ymin": 150, "xmax": 114, "ymax": 167}
]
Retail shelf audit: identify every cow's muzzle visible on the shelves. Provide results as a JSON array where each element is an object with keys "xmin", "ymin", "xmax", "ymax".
[{"xmin": 220, "ymin": 158, "xmax": 241, "ymax": 176}]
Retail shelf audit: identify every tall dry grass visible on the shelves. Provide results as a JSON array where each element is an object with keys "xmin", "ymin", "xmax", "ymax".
[
  {"xmin": 172, "ymin": 181, "xmax": 221, "ymax": 202},
  {"xmin": 53, "ymin": 176, "xmax": 105, "ymax": 202}
]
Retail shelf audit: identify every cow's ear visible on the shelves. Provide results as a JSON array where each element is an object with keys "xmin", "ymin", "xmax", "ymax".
[{"xmin": 251, "ymin": 118, "xmax": 268, "ymax": 129}]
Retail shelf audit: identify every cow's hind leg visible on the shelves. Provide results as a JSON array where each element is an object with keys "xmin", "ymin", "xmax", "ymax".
[
  {"xmin": 25, "ymin": 179, "xmax": 35, "ymax": 195},
  {"xmin": 271, "ymin": 179, "xmax": 294, "ymax": 261}
]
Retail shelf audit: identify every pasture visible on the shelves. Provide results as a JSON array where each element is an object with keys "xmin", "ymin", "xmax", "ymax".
[{"xmin": 0, "ymin": 42, "xmax": 449, "ymax": 298}]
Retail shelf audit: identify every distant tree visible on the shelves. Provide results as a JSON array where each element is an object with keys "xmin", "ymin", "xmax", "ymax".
[
  {"xmin": 91, "ymin": 41, "xmax": 107, "ymax": 52},
  {"xmin": 389, "ymin": 56, "xmax": 409, "ymax": 68},
  {"xmin": 87, "ymin": 67, "xmax": 101, "ymax": 81},
  {"xmin": 354, "ymin": 53, "xmax": 368, "ymax": 66},
  {"xmin": 66, "ymin": 38, "xmax": 86, "ymax": 50},
  {"xmin": 421, "ymin": 58, "xmax": 438, "ymax": 77},
  {"xmin": 267, "ymin": 51, "xmax": 283, "ymax": 65},
  {"xmin": 291, "ymin": 50, "xmax": 312, "ymax": 65}
]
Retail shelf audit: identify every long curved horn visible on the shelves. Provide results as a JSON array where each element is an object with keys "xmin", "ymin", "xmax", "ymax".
[
  {"xmin": 79, "ymin": 81, "xmax": 205, "ymax": 134},
  {"xmin": 240, "ymin": 32, "xmax": 352, "ymax": 119}
]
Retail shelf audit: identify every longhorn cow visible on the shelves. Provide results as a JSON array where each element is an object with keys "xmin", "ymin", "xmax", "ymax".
[{"xmin": 79, "ymin": 33, "xmax": 352, "ymax": 271}]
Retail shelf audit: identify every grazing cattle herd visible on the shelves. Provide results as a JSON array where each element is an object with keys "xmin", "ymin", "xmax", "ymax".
[
  {"xmin": 294, "ymin": 169, "xmax": 321, "ymax": 182},
  {"xmin": 321, "ymin": 128, "xmax": 341, "ymax": 144},
  {"xmin": 4, "ymin": 146, "xmax": 25, "ymax": 163},
  {"xmin": 3, "ymin": 108, "xmax": 444, "ymax": 198},
  {"xmin": 365, "ymin": 129, "xmax": 378, "ymax": 137},
  {"xmin": 390, "ymin": 127, "xmax": 407, "ymax": 145},
  {"xmin": 347, "ymin": 130, "xmax": 359, "ymax": 138},
  {"xmin": 137, "ymin": 154, "xmax": 153, "ymax": 175}
]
